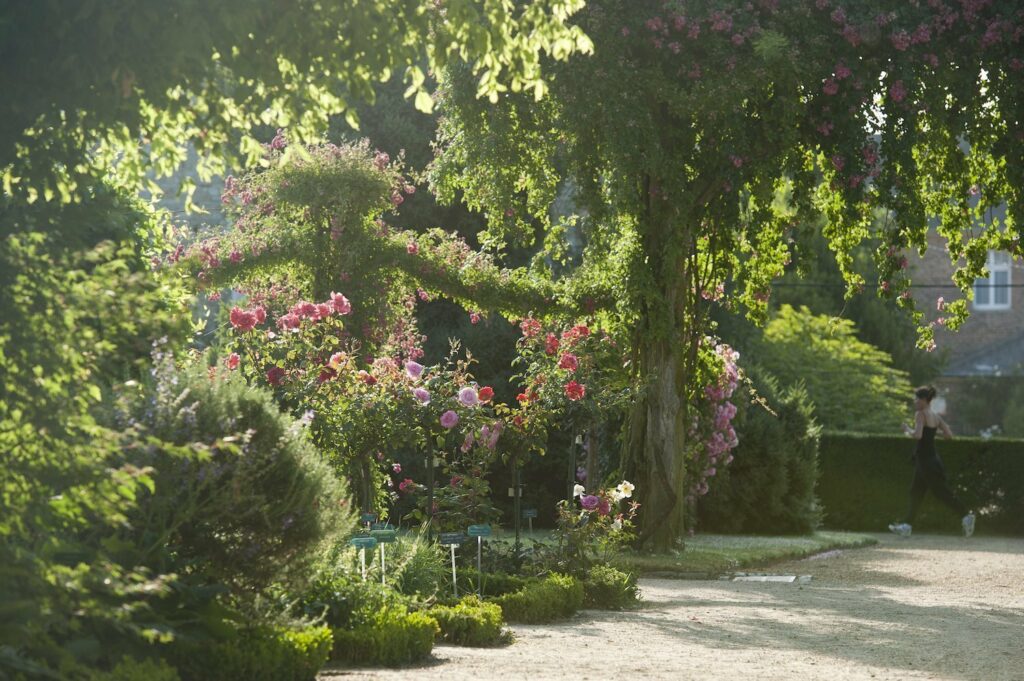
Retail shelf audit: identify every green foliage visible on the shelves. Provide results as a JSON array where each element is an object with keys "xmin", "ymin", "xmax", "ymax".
[
  {"xmin": 169, "ymin": 625, "xmax": 332, "ymax": 681},
  {"xmin": 493, "ymin": 573, "xmax": 583, "ymax": 624},
  {"xmin": 452, "ymin": 570, "xmax": 530, "ymax": 598},
  {"xmin": 389, "ymin": 533, "xmax": 450, "ymax": 599},
  {"xmin": 427, "ymin": 596, "xmax": 510, "ymax": 646},
  {"xmin": 89, "ymin": 657, "xmax": 181, "ymax": 681},
  {"xmin": 1, "ymin": 0, "xmax": 592, "ymax": 208},
  {"xmin": 752, "ymin": 305, "xmax": 912, "ymax": 432},
  {"xmin": 107, "ymin": 354, "xmax": 354, "ymax": 594},
  {"xmin": 329, "ymin": 610, "xmax": 438, "ymax": 667},
  {"xmin": 582, "ymin": 565, "xmax": 640, "ymax": 610},
  {"xmin": 818, "ymin": 432, "xmax": 1024, "ymax": 535},
  {"xmin": 698, "ymin": 367, "xmax": 822, "ymax": 534}
]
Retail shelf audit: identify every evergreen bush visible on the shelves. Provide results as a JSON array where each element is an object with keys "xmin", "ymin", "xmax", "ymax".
[
  {"xmin": 697, "ymin": 367, "xmax": 822, "ymax": 534},
  {"xmin": 169, "ymin": 624, "xmax": 332, "ymax": 681},
  {"xmin": 329, "ymin": 610, "xmax": 438, "ymax": 667},
  {"xmin": 818, "ymin": 432, "xmax": 1024, "ymax": 534},
  {"xmin": 427, "ymin": 596, "xmax": 510, "ymax": 646},
  {"xmin": 493, "ymin": 573, "xmax": 583, "ymax": 624},
  {"xmin": 582, "ymin": 565, "xmax": 640, "ymax": 610}
]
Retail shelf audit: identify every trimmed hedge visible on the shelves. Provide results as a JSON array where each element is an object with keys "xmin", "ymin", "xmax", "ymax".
[
  {"xmin": 583, "ymin": 565, "xmax": 640, "ymax": 610},
  {"xmin": 428, "ymin": 596, "xmax": 510, "ymax": 646},
  {"xmin": 330, "ymin": 610, "xmax": 438, "ymax": 667},
  {"xmin": 170, "ymin": 625, "xmax": 332, "ymax": 681},
  {"xmin": 818, "ymin": 431, "xmax": 1024, "ymax": 534},
  {"xmin": 494, "ymin": 573, "xmax": 583, "ymax": 624}
]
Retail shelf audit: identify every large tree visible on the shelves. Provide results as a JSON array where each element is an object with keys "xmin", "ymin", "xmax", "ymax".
[
  {"xmin": 0, "ymin": 0, "xmax": 591, "ymax": 209},
  {"xmin": 432, "ymin": 0, "xmax": 1024, "ymax": 548}
]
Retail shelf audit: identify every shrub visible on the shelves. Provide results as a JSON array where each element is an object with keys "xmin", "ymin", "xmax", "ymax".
[
  {"xmin": 108, "ymin": 354, "xmax": 354, "ymax": 594},
  {"xmin": 818, "ymin": 431, "xmax": 1024, "ymax": 534},
  {"xmin": 582, "ymin": 565, "xmax": 639, "ymax": 610},
  {"xmin": 330, "ymin": 609, "xmax": 439, "ymax": 667},
  {"xmin": 427, "ymin": 596, "xmax": 510, "ymax": 646},
  {"xmin": 391, "ymin": 532, "xmax": 449, "ymax": 598},
  {"xmin": 300, "ymin": 575, "xmax": 408, "ymax": 630},
  {"xmin": 169, "ymin": 624, "xmax": 332, "ymax": 681},
  {"xmin": 698, "ymin": 367, "xmax": 822, "ymax": 534},
  {"xmin": 89, "ymin": 657, "xmax": 181, "ymax": 681},
  {"xmin": 493, "ymin": 573, "xmax": 583, "ymax": 624},
  {"xmin": 453, "ymin": 569, "xmax": 530, "ymax": 598}
]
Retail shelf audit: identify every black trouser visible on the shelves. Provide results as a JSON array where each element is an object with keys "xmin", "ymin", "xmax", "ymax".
[{"xmin": 903, "ymin": 455, "xmax": 967, "ymax": 523}]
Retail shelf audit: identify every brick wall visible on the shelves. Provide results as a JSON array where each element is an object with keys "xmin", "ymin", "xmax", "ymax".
[{"xmin": 911, "ymin": 230, "xmax": 1024, "ymax": 375}]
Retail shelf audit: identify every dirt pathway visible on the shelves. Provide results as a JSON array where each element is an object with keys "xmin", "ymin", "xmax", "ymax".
[{"xmin": 321, "ymin": 534, "xmax": 1024, "ymax": 680}]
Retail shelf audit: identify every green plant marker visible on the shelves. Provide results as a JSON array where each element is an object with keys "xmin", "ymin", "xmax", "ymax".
[
  {"xmin": 439, "ymin": 532, "xmax": 465, "ymax": 597},
  {"xmin": 467, "ymin": 525, "xmax": 491, "ymax": 596},
  {"xmin": 349, "ymin": 536, "xmax": 378, "ymax": 581},
  {"xmin": 371, "ymin": 528, "xmax": 397, "ymax": 584},
  {"xmin": 522, "ymin": 508, "xmax": 537, "ymax": 535},
  {"xmin": 360, "ymin": 512, "xmax": 377, "ymax": 527}
]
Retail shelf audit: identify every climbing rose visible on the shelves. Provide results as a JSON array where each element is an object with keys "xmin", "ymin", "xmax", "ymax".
[
  {"xmin": 398, "ymin": 478, "xmax": 415, "ymax": 492},
  {"xmin": 440, "ymin": 410, "xmax": 459, "ymax": 429},
  {"xmin": 329, "ymin": 352, "xmax": 346, "ymax": 369},
  {"xmin": 413, "ymin": 387, "xmax": 431, "ymax": 404},
  {"xmin": 330, "ymin": 291, "xmax": 352, "ymax": 315},
  {"xmin": 520, "ymin": 317, "xmax": 542, "ymax": 338},
  {"xmin": 545, "ymin": 333, "xmax": 560, "ymax": 355},
  {"xmin": 558, "ymin": 353, "xmax": 579, "ymax": 371},
  {"xmin": 392, "ymin": 463, "xmax": 402, "ymax": 474},
  {"xmin": 226, "ymin": 353, "xmax": 240, "ymax": 370},
  {"xmin": 405, "ymin": 361, "xmax": 424, "ymax": 379},
  {"xmin": 253, "ymin": 307, "xmax": 266, "ymax": 324},
  {"xmin": 478, "ymin": 386, "xmax": 494, "ymax": 403},
  {"xmin": 580, "ymin": 494, "xmax": 600, "ymax": 511},
  {"xmin": 564, "ymin": 380, "xmax": 586, "ymax": 401}
]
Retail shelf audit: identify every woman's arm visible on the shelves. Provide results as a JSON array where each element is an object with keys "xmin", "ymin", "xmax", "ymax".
[
  {"xmin": 912, "ymin": 411, "xmax": 925, "ymax": 440},
  {"xmin": 938, "ymin": 416, "xmax": 954, "ymax": 439}
]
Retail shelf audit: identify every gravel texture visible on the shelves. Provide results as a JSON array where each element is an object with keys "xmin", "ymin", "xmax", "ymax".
[{"xmin": 320, "ymin": 533, "xmax": 1024, "ymax": 681}]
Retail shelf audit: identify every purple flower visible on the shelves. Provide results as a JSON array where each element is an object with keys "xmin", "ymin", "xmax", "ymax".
[
  {"xmin": 440, "ymin": 410, "xmax": 459, "ymax": 429},
  {"xmin": 580, "ymin": 494, "xmax": 600, "ymax": 511},
  {"xmin": 413, "ymin": 388, "xmax": 431, "ymax": 404},
  {"xmin": 405, "ymin": 360, "xmax": 424, "ymax": 379},
  {"xmin": 576, "ymin": 466, "xmax": 587, "ymax": 482},
  {"xmin": 458, "ymin": 386, "xmax": 479, "ymax": 407}
]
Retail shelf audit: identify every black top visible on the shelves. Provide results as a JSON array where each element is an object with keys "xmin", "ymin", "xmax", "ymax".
[{"xmin": 915, "ymin": 425, "xmax": 938, "ymax": 459}]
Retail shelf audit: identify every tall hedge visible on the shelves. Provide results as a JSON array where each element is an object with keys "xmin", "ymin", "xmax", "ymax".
[
  {"xmin": 697, "ymin": 368, "xmax": 822, "ymax": 534},
  {"xmin": 818, "ymin": 432, "xmax": 1024, "ymax": 535}
]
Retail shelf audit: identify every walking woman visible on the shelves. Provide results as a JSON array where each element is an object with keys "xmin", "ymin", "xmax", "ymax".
[{"xmin": 889, "ymin": 386, "xmax": 975, "ymax": 538}]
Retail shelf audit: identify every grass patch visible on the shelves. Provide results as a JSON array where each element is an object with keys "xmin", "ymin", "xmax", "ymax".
[{"xmin": 610, "ymin": 531, "xmax": 877, "ymax": 576}]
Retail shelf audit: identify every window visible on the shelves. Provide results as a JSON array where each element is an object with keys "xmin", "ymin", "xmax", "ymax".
[{"xmin": 973, "ymin": 250, "xmax": 1012, "ymax": 310}]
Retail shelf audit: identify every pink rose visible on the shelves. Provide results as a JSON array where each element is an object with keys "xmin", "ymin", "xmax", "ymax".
[
  {"xmin": 405, "ymin": 361, "xmax": 424, "ymax": 379},
  {"xmin": 329, "ymin": 291, "xmax": 352, "ymax": 315},
  {"xmin": 564, "ymin": 380, "xmax": 586, "ymax": 401},
  {"xmin": 413, "ymin": 387, "xmax": 431, "ymax": 404},
  {"xmin": 440, "ymin": 410, "xmax": 459, "ymax": 429},
  {"xmin": 558, "ymin": 353, "xmax": 579, "ymax": 371},
  {"xmin": 458, "ymin": 387, "xmax": 479, "ymax": 407}
]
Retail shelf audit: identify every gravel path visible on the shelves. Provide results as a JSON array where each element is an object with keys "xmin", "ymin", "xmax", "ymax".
[{"xmin": 321, "ymin": 533, "xmax": 1024, "ymax": 681}]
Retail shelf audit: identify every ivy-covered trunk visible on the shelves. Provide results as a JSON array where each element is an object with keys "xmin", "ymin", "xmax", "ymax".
[{"xmin": 626, "ymin": 208, "xmax": 694, "ymax": 552}]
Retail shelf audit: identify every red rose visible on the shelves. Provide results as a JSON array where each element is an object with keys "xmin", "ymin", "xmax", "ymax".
[
  {"xmin": 558, "ymin": 353, "xmax": 578, "ymax": 371},
  {"xmin": 266, "ymin": 366, "xmax": 286, "ymax": 386},
  {"xmin": 545, "ymin": 333, "xmax": 559, "ymax": 355},
  {"xmin": 516, "ymin": 392, "xmax": 529, "ymax": 403},
  {"xmin": 478, "ymin": 386, "xmax": 494, "ymax": 402},
  {"xmin": 564, "ymin": 380, "xmax": 586, "ymax": 401}
]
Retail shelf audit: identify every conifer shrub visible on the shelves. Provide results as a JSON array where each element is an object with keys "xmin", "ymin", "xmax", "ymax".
[{"xmin": 697, "ymin": 367, "xmax": 822, "ymax": 534}]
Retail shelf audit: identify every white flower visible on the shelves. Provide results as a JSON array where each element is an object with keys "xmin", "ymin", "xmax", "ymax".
[
  {"xmin": 611, "ymin": 518, "xmax": 623, "ymax": 531},
  {"xmin": 615, "ymin": 480, "xmax": 635, "ymax": 499},
  {"xmin": 573, "ymin": 484, "xmax": 585, "ymax": 498}
]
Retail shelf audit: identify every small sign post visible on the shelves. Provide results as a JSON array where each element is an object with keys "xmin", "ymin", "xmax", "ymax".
[
  {"xmin": 349, "ymin": 536, "xmax": 378, "ymax": 581},
  {"xmin": 370, "ymin": 526, "xmax": 397, "ymax": 585},
  {"xmin": 521, "ymin": 508, "xmax": 538, "ymax": 535},
  {"xmin": 359, "ymin": 512, "xmax": 377, "ymax": 530},
  {"xmin": 439, "ymin": 532, "xmax": 465, "ymax": 598},
  {"xmin": 467, "ymin": 524, "xmax": 492, "ymax": 596}
]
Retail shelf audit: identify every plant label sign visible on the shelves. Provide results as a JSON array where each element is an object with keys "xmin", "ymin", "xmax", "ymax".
[
  {"xmin": 467, "ymin": 524, "xmax": 492, "ymax": 538},
  {"xmin": 370, "ymin": 529, "xmax": 397, "ymax": 543},
  {"xmin": 360, "ymin": 512, "xmax": 377, "ymax": 524},
  {"xmin": 438, "ymin": 532, "xmax": 465, "ymax": 546},
  {"xmin": 349, "ymin": 536, "xmax": 377, "ymax": 550},
  {"xmin": 521, "ymin": 509, "xmax": 538, "ymax": 519}
]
